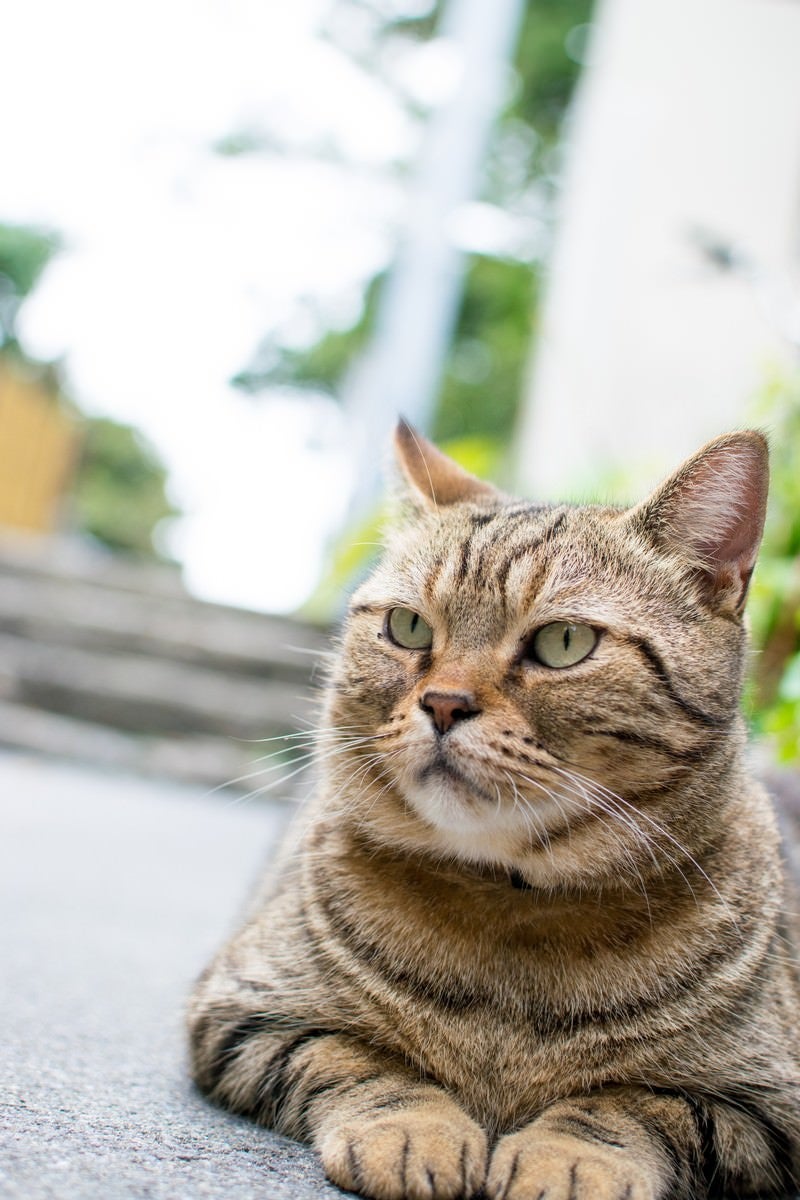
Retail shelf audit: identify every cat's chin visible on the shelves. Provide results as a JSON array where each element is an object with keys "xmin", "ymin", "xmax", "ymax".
[{"xmin": 401, "ymin": 766, "xmax": 530, "ymax": 847}]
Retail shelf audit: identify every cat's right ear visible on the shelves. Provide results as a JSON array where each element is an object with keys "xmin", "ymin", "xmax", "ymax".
[{"xmin": 393, "ymin": 419, "xmax": 497, "ymax": 509}]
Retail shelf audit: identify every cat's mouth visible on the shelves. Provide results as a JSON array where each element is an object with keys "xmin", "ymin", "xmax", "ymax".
[
  {"xmin": 416, "ymin": 752, "xmax": 495, "ymax": 807},
  {"xmin": 401, "ymin": 746, "xmax": 533, "ymax": 843}
]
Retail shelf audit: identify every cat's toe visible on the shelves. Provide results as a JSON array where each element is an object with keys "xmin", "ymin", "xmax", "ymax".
[
  {"xmin": 318, "ymin": 1106, "xmax": 487, "ymax": 1199},
  {"xmin": 486, "ymin": 1132, "xmax": 658, "ymax": 1200}
]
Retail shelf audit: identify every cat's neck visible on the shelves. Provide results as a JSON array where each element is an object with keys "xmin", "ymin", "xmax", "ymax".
[
  {"xmin": 313, "ymin": 770, "xmax": 771, "ymax": 945},
  {"xmin": 321, "ymin": 740, "xmax": 753, "ymax": 899}
]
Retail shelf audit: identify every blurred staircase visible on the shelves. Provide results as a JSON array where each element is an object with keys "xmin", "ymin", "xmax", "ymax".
[{"xmin": 0, "ymin": 534, "xmax": 330, "ymax": 791}]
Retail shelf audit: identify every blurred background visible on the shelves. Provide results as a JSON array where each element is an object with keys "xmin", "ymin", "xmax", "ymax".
[{"xmin": 1, "ymin": 0, "xmax": 799, "ymax": 788}]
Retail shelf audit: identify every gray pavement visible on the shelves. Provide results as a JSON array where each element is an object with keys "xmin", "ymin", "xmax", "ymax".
[{"xmin": 0, "ymin": 751, "xmax": 348, "ymax": 1199}]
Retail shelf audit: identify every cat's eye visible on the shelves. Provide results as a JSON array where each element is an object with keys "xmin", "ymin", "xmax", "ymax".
[
  {"xmin": 528, "ymin": 622, "xmax": 597, "ymax": 669},
  {"xmin": 386, "ymin": 607, "xmax": 433, "ymax": 650}
]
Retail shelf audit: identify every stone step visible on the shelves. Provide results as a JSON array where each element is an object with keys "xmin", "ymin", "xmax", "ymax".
[
  {"xmin": 0, "ymin": 698, "xmax": 270, "ymax": 790},
  {"xmin": 0, "ymin": 630, "xmax": 320, "ymax": 739},
  {"xmin": 0, "ymin": 534, "xmax": 333, "ymax": 781},
  {"xmin": 0, "ymin": 535, "xmax": 330, "ymax": 679}
]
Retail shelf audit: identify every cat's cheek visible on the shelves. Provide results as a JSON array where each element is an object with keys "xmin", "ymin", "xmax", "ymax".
[{"xmin": 327, "ymin": 644, "xmax": 419, "ymax": 730}]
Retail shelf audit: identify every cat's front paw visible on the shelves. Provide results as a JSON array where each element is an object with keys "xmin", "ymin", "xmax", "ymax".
[
  {"xmin": 486, "ymin": 1130, "xmax": 658, "ymax": 1200},
  {"xmin": 318, "ymin": 1104, "xmax": 487, "ymax": 1200}
]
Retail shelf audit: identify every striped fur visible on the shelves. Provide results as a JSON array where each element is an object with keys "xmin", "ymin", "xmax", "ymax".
[{"xmin": 189, "ymin": 425, "xmax": 800, "ymax": 1199}]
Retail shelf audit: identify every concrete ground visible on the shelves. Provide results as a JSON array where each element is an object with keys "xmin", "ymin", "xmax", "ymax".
[
  {"xmin": 0, "ymin": 751, "xmax": 348, "ymax": 1199},
  {"xmin": 5, "ymin": 750, "xmax": 799, "ymax": 1200}
]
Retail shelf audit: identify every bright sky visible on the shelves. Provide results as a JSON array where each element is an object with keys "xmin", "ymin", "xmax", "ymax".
[{"xmin": 1, "ymin": 0, "xmax": 429, "ymax": 611}]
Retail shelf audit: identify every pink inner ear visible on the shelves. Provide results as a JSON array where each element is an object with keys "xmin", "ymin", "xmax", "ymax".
[
  {"xmin": 676, "ymin": 443, "xmax": 767, "ymax": 570},
  {"xmin": 658, "ymin": 436, "xmax": 769, "ymax": 608}
]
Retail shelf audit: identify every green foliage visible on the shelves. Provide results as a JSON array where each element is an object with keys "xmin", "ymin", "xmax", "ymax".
[
  {"xmin": 231, "ymin": 0, "xmax": 594, "ymax": 459},
  {"xmin": 333, "ymin": 0, "xmax": 439, "ymax": 43},
  {"xmin": 434, "ymin": 257, "xmax": 536, "ymax": 453},
  {"xmin": 234, "ymin": 275, "xmax": 385, "ymax": 396},
  {"xmin": 0, "ymin": 223, "xmax": 60, "ymax": 299},
  {"xmin": 510, "ymin": 0, "xmax": 593, "ymax": 144},
  {"xmin": 747, "ymin": 372, "xmax": 800, "ymax": 763},
  {"xmin": 0, "ymin": 223, "xmax": 61, "ymax": 350},
  {"xmin": 71, "ymin": 418, "xmax": 179, "ymax": 560},
  {"xmin": 332, "ymin": 0, "xmax": 439, "ymax": 52},
  {"xmin": 480, "ymin": 0, "xmax": 593, "ymax": 219}
]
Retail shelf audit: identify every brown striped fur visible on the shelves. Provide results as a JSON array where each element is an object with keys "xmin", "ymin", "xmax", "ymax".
[{"xmin": 189, "ymin": 423, "xmax": 800, "ymax": 1199}]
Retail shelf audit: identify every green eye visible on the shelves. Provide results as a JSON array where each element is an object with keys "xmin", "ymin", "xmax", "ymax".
[
  {"xmin": 386, "ymin": 607, "xmax": 433, "ymax": 650},
  {"xmin": 530, "ymin": 622, "xmax": 597, "ymax": 669}
]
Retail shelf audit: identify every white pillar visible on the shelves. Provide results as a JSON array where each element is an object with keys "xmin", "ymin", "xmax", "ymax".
[{"xmin": 516, "ymin": 0, "xmax": 800, "ymax": 501}]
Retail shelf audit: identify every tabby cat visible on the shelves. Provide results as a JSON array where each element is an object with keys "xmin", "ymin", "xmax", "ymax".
[{"xmin": 189, "ymin": 421, "xmax": 800, "ymax": 1199}]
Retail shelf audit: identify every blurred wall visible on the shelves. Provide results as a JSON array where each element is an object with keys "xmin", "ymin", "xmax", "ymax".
[{"xmin": 517, "ymin": 0, "xmax": 800, "ymax": 498}]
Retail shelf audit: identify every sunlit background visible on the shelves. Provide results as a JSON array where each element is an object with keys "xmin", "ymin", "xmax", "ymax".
[
  {"xmin": 1, "ymin": 0, "xmax": 799, "ymax": 781},
  {"xmin": 3, "ymin": 0, "xmax": 417, "ymax": 611}
]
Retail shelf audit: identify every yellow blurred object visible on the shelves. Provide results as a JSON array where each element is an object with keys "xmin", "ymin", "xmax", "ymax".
[{"xmin": 0, "ymin": 362, "xmax": 77, "ymax": 534}]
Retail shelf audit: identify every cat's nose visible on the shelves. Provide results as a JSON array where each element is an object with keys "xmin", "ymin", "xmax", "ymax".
[{"xmin": 419, "ymin": 689, "xmax": 480, "ymax": 735}]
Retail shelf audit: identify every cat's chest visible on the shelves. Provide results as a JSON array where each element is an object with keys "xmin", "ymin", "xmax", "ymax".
[
  {"xmin": 339, "ymin": 881, "xmax": 706, "ymax": 1082},
  {"xmin": 309, "ymin": 850, "xmax": 721, "ymax": 1113},
  {"xmin": 361, "ymin": 961, "xmax": 639, "ymax": 1133}
]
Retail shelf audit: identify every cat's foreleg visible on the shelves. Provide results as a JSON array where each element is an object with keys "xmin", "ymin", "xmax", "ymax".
[
  {"xmin": 190, "ymin": 1010, "xmax": 486, "ymax": 1199},
  {"xmin": 486, "ymin": 1086, "xmax": 794, "ymax": 1200}
]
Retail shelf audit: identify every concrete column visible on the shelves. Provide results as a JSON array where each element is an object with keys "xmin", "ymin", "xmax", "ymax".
[{"xmin": 516, "ymin": 0, "xmax": 800, "ymax": 500}]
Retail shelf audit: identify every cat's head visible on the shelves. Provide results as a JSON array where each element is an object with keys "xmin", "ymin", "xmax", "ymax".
[{"xmin": 325, "ymin": 421, "xmax": 768, "ymax": 886}]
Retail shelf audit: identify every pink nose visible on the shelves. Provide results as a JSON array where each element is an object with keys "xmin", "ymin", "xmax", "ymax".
[{"xmin": 419, "ymin": 689, "xmax": 480, "ymax": 735}]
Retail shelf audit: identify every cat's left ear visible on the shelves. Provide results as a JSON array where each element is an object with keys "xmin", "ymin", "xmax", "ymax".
[
  {"xmin": 393, "ymin": 419, "xmax": 498, "ymax": 508},
  {"xmin": 627, "ymin": 431, "xmax": 769, "ymax": 615}
]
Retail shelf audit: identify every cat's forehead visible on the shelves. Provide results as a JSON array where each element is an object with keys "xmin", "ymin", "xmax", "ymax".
[
  {"xmin": 417, "ymin": 501, "xmax": 572, "ymax": 579},
  {"xmin": 362, "ymin": 498, "xmax": 635, "ymax": 630}
]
